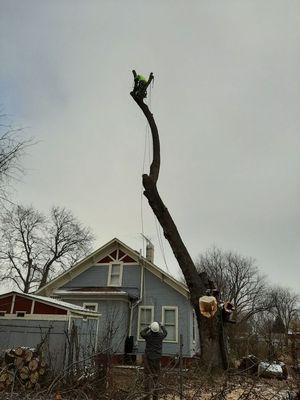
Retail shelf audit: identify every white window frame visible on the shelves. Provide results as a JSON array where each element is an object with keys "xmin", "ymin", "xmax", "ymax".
[
  {"xmin": 162, "ymin": 306, "xmax": 178, "ymax": 343},
  {"xmin": 137, "ymin": 305, "xmax": 154, "ymax": 341},
  {"xmin": 83, "ymin": 303, "xmax": 98, "ymax": 312},
  {"xmin": 16, "ymin": 311, "xmax": 27, "ymax": 318},
  {"xmin": 107, "ymin": 262, "xmax": 123, "ymax": 286}
]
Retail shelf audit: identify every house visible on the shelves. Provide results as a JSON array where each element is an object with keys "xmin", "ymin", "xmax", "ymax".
[
  {"xmin": 36, "ymin": 238, "xmax": 199, "ymax": 361},
  {"xmin": 0, "ymin": 291, "xmax": 100, "ymax": 370}
]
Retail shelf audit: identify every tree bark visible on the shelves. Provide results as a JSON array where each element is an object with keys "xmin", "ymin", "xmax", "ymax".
[{"xmin": 130, "ymin": 71, "xmax": 227, "ymax": 369}]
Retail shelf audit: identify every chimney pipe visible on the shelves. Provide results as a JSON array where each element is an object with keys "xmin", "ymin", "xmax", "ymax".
[
  {"xmin": 146, "ymin": 242, "xmax": 154, "ymax": 263},
  {"xmin": 141, "ymin": 234, "xmax": 154, "ymax": 263}
]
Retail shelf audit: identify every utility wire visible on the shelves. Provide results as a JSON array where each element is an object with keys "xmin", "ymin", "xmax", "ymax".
[{"xmin": 147, "ymin": 83, "xmax": 169, "ymax": 272}]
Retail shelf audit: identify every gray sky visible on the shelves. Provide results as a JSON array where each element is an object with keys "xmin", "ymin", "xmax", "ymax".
[{"xmin": 0, "ymin": 1, "xmax": 299, "ymax": 292}]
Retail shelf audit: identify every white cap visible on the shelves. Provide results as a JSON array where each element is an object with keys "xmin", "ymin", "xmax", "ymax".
[{"xmin": 150, "ymin": 322, "xmax": 160, "ymax": 333}]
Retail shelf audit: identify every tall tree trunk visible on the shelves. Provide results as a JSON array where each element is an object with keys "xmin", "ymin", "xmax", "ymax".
[
  {"xmin": 130, "ymin": 71, "xmax": 227, "ymax": 369},
  {"xmin": 38, "ymin": 261, "xmax": 53, "ymax": 290}
]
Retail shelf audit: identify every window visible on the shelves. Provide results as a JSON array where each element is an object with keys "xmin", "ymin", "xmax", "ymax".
[
  {"xmin": 107, "ymin": 263, "xmax": 123, "ymax": 286},
  {"xmin": 83, "ymin": 303, "xmax": 98, "ymax": 312},
  {"xmin": 162, "ymin": 306, "xmax": 178, "ymax": 343},
  {"xmin": 16, "ymin": 311, "xmax": 26, "ymax": 318},
  {"xmin": 138, "ymin": 306, "xmax": 154, "ymax": 340}
]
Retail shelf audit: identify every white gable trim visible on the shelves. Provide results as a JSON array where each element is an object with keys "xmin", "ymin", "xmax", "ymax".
[{"xmin": 35, "ymin": 238, "xmax": 189, "ymax": 299}]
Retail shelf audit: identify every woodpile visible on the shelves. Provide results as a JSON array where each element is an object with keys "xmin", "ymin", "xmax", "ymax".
[{"xmin": 0, "ymin": 347, "xmax": 47, "ymax": 391}]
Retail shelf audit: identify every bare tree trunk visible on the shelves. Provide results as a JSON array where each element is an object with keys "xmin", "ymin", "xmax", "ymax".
[
  {"xmin": 130, "ymin": 71, "xmax": 227, "ymax": 369},
  {"xmin": 38, "ymin": 261, "xmax": 54, "ymax": 289}
]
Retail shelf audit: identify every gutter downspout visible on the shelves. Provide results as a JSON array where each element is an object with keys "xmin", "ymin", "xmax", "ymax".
[{"xmin": 128, "ymin": 250, "xmax": 144, "ymax": 337}]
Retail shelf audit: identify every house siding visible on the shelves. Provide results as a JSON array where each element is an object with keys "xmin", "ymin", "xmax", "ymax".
[
  {"xmin": 57, "ymin": 263, "xmax": 195, "ymax": 357},
  {"xmin": 122, "ymin": 264, "xmax": 140, "ymax": 298},
  {"xmin": 133, "ymin": 269, "xmax": 192, "ymax": 357},
  {"xmin": 62, "ymin": 263, "xmax": 141, "ymax": 299},
  {"xmin": 60, "ymin": 297, "xmax": 129, "ymax": 354},
  {"xmin": 44, "ymin": 239, "xmax": 198, "ymax": 359},
  {"xmin": 62, "ymin": 265, "xmax": 109, "ymax": 288}
]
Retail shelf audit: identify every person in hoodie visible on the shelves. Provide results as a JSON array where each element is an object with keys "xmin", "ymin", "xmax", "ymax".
[{"xmin": 140, "ymin": 321, "xmax": 168, "ymax": 400}]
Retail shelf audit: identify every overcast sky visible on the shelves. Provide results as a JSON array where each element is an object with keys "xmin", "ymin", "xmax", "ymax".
[{"xmin": 0, "ymin": 1, "xmax": 299, "ymax": 293}]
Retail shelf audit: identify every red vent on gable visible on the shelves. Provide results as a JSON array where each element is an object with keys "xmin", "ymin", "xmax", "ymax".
[
  {"xmin": 0, "ymin": 295, "xmax": 13, "ymax": 313},
  {"xmin": 110, "ymin": 250, "xmax": 118, "ymax": 260},
  {"xmin": 97, "ymin": 256, "xmax": 113, "ymax": 263},
  {"xmin": 118, "ymin": 250, "xmax": 126, "ymax": 259},
  {"xmin": 122, "ymin": 255, "xmax": 136, "ymax": 263}
]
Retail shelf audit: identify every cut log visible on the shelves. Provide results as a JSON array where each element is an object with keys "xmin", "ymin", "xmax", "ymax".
[
  {"xmin": 24, "ymin": 349, "xmax": 34, "ymax": 363},
  {"xmin": 20, "ymin": 366, "xmax": 30, "ymax": 380},
  {"xmin": 14, "ymin": 356, "xmax": 24, "ymax": 369},
  {"xmin": 199, "ymin": 295, "xmax": 218, "ymax": 318},
  {"xmin": 1, "ymin": 347, "xmax": 47, "ymax": 390},
  {"xmin": 5, "ymin": 372, "xmax": 14, "ymax": 387},
  {"xmin": 28, "ymin": 358, "xmax": 39, "ymax": 372},
  {"xmin": 25, "ymin": 381, "xmax": 33, "ymax": 390},
  {"xmin": 30, "ymin": 371, "xmax": 39, "ymax": 384},
  {"xmin": 14, "ymin": 347, "xmax": 24, "ymax": 357}
]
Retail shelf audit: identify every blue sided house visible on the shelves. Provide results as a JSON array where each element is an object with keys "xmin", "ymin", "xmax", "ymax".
[{"xmin": 36, "ymin": 238, "xmax": 199, "ymax": 361}]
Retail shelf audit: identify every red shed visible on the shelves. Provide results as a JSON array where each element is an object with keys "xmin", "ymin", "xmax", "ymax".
[
  {"xmin": 0, "ymin": 291, "xmax": 100, "ymax": 320},
  {"xmin": 0, "ymin": 291, "xmax": 101, "ymax": 371}
]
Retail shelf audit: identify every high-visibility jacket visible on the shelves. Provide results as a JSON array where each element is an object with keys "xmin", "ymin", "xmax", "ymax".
[{"xmin": 136, "ymin": 75, "xmax": 147, "ymax": 82}]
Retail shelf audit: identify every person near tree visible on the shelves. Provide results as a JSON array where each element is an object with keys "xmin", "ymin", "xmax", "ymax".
[{"xmin": 140, "ymin": 321, "xmax": 167, "ymax": 400}]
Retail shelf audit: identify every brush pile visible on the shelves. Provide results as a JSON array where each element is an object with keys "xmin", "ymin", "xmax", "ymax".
[{"xmin": 0, "ymin": 347, "xmax": 46, "ymax": 391}]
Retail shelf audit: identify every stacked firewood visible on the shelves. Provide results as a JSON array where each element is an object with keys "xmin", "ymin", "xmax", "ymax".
[{"xmin": 0, "ymin": 347, "xmax": 46, "ymax": 391}]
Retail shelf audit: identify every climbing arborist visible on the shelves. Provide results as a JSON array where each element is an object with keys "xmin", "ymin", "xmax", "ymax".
[
  {"xmin": 140, "ymin": 321, "xmax": 167, "ymax": 400},
  {"xmin": 132, "ymin": 70, "xmax": 154, "ymax": 100}
]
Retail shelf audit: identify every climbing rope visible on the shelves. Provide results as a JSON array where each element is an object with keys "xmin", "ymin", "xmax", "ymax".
[{"xmin": 138, "ymin": 80, "xmax": 170, "ymax": 271}]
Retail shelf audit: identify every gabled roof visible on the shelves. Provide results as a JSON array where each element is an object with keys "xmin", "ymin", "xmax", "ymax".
[
  {"xmin": 0, "ymin": 291, "xmax": 100, "ymax": 317},
  {"xmin": 35, "ymin": 238, "xmax": 189, "ymax": 298}
]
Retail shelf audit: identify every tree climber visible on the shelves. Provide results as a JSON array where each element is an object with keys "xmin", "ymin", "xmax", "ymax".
[{"xmin": 132, "ymin": 70, "xmax": 154, "ymax": 100}]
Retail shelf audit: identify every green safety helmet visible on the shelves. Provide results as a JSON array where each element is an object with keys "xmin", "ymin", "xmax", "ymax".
[{"xmin": 136, "ymin": 74, "xmax": 147, "ymax": 82}]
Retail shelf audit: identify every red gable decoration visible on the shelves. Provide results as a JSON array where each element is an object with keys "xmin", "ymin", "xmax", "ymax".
[{"xmin": 97, "ymin": 249, "xmax": 136, "ymax": 264}]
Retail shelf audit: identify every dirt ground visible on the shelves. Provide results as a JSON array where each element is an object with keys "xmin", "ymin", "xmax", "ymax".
[{"xmin": 0, "ymin": 366, "xmax": 299, "ymax": 400}]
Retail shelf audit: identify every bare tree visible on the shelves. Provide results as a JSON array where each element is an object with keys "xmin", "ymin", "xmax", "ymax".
[
  {"xmin": 196, "ymin": 247, "xmax": 270, "ymax": 322},
  {"xmin": 0, "ymin": 205, "xmax": 94, "ymax": 293},
  {"xmin": 269, "ymin": 286, "xmax": 299, "ymax": 339},
  {"xmin": 242, "ymin": 287, "xmax": 299, "ymax": 360},
  {"xmin": 0, "ymin": 113, "xmax": 32, "ymax": 201},
  {"xmin": 130, "ymin": 71, "xmax": 227, "ymax": 369}
]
